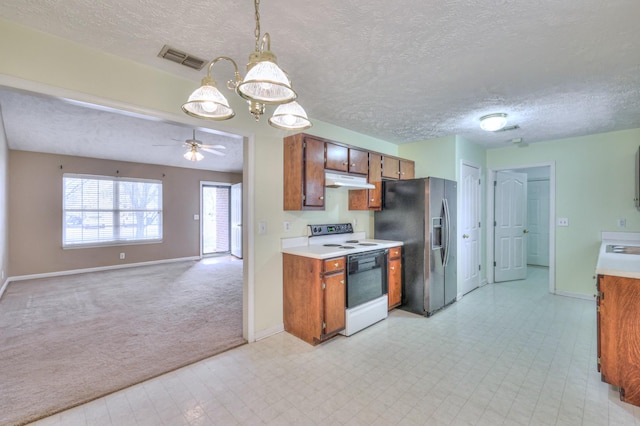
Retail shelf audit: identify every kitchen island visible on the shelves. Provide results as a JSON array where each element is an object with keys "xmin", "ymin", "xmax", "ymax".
[{"xmin": 595, "ymin": 232, "xmax": 640, "ymax": 407}]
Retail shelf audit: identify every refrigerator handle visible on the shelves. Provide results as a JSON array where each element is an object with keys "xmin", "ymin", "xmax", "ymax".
[{"xmin": 443, "ymin": 198, "xmax": 451, "ymax": 267}]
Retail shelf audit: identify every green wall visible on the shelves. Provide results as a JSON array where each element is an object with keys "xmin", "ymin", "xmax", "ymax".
[
  {"xmin": 399, "ymin": 135, "xmax": 457, "ymax": 179},
  {"xmin": 488, "ymin": 128, "xmax": 640, "ymax": 295}
]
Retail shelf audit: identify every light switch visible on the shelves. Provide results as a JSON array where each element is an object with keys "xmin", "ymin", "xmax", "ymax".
[
  {"xmin": 193, "ymin": 214, "xmax": 199, "ymax": 220},
  {"xmin": 258, "ymin": 221, "xmax": 267, "ymax": 235}
]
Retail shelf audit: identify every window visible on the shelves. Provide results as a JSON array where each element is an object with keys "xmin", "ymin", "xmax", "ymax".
[{"xmin": 63, "ymin": 174, "xmax": 162, "ymax": 247}]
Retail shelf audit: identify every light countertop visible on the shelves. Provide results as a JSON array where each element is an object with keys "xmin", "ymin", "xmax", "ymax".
[
  {"xmin": 281, "ymin": 233, "xmax": 403, "ymax": 260},
  {"xmin": 596, "ymin": 232, "xmax": 640, "ymax": 279}
]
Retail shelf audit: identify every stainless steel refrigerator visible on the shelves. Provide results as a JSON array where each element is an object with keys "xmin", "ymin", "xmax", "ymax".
[{"xmin": 374, "ymin": 177, "xmax": 457, "ymax": 316}]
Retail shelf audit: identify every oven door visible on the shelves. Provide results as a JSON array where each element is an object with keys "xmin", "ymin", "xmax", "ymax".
[{"xmin": 346, "ymin": 249, "xmax": 388, "ymax": 308}]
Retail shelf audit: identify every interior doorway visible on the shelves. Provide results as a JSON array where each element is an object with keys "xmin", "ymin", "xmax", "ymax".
[
  {"xmin": 201, "ymin": 183, "xmax": 231, "ymax": 256},
  {"xmin": 487, "ymin": 163, "xmax": 556, "ymax": 293}
]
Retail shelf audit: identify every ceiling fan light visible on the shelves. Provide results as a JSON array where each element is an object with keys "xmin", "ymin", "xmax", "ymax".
[
  {"xmin": 183, "ymin": 147, "xmax": 204, "ymax": 162},
  {"xmin": 182, "ymin": 81, "xmax": 235, "ymax": 120},
  {"xmin": 480, "ymin": 113, "xmax": 508, "ymax": 132},
  {"xmin": 269, "ymin": 101, "xmax": 312, "ymax": 130},
  {"xmin": 237, "ymin": 60, "xmax": 296, "ymax": 104}
]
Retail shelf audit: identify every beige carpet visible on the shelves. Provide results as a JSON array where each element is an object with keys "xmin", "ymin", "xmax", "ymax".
[{"xmin": 0, "ymin": 259, "xmax": 245, "ymax": 426}]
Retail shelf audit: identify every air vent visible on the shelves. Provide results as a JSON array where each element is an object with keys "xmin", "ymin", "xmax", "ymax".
[{"xmin": 157, "ymin": 45, "xmax": 206, "ymax": 70}]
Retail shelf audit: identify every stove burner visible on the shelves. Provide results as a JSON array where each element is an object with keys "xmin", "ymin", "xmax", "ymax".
[
  {"xmin": 323, "ymin": 244, "xmax": 342, "ymax": 247},
  {"xmin": 345, "ymin": 240, "xmax": 359, "ymax": 243},
  {"xmin": 358, "ymin": 243, "xmax": 378, "ymax": 246},
  {"xmin": 339, "ymin": 246, "xmax": 355, "ymax": 249}
]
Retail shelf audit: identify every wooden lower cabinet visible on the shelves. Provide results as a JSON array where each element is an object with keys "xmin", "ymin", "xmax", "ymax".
[
  {"xmin": 388, "ymin": 246, "xmax": 402, "ymax": 310},
  {"xmin": 283, "ymin": 254, "xmax": 346, "ymax": 345},
  {"xmin": 597, "ymin": 274, "xmax": 640, "ymax": 406}
]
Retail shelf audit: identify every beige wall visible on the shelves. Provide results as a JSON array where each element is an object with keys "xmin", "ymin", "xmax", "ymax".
[
  {"xmin": 0, "ymin": 105, "xmax": 8, "ymax": 282},
  {"xmin": 8, "ymin": 151, "xmax": 241, "ymax": 276}
]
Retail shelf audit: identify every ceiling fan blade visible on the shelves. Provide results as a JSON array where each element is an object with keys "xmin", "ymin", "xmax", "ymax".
[
  {"xmin": 200, "ymin": 144, "xmax": 226, "ymax": 149},
  {"xmin": 201, "ymin": 148, "xmax": 225, "ymax": 156}
]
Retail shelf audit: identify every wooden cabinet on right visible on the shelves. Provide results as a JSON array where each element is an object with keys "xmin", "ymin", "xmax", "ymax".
[
  {"xmin": 382, "ymin": 156, "xmax": 415, "ymax": 180},
  {"xmin": 597, "ymin": 274, "xmax": 640, "ymax": 407},
  {"xmin": 387, "ymin": 246, "xmax": 402, "ymax": 310}
]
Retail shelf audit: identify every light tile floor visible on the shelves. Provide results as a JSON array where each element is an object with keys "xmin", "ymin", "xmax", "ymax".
[{"xmin": 31, "ymin": 267, "xmax": 640, "ymax": 425}]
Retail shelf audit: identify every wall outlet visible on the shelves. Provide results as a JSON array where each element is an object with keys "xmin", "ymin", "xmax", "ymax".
[
  {"xmin": 284, "ymin": 221, "xmax": 291, "ymax": 232},
  {"xmin": 557, "ymin": 218, "xmax": 569, "ymax": 227},
  {"xmin": 258, "ymin": 221, "xmax": 267, "ymax": 235},
  {"xmin": 119, "ymin": 253, "xmax": 125, "ymax": 260},
  {"xmin": 353, "ymin": 218, "xmax": 358, "ymax": 229},
  {"xmin": 618, "ymin": 218, "xmax": 627, "ymax": 228},
  {"xmin": 193, "ymin": 214, "xmax": 199, "ymax": 220}
]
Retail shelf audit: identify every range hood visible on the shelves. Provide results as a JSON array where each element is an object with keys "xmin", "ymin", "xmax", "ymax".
[{"xmin": 325, "ymin": 172, "xmax": 375, "ymax": 189}]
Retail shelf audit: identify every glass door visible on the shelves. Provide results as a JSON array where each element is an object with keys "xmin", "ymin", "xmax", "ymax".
[{"xmin": 202, "ymin": 184, "xmax": 231, "ymax": 255}]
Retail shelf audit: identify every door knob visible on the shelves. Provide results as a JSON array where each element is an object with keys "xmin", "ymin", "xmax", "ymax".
[
  {"xmin": 462, "ymin": 234, "xmax": 469, "ymax": 238},
  {"xmin": 523, "ymin": 229, "xmax": 529, "ymax": 234}
]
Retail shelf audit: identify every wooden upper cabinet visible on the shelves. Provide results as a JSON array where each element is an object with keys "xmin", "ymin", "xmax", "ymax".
[
  {"xmin": 325, "ymin": 142, "xmax": 348, "ymax": 172},
  {"xmin": 325, "ymin": 143, "xmax": 368, "ymax": 175},
  {"xmin": 382, "ymin": 156, "xmax": 415, "ymax": 180},
  {"xmin": 400, "ymin": 159, "xmax": 415, "ymax": 180},
  {"xmin": 349, "ymin": 152, "xmax": 382, "ymax": 211},
  {"xmin": 381, "ymin": 156, "xmax": 401, "ymax": 179},
  {"xmin": 284, "ymin": 133, "xmax": 415, "ymax": 210},
  {"xmin": 348, "ymin": 148, "xmax": 369, "ymax": 175},
  {"xmin": 283, "ymin": 134, "xmax": 325, "ymax": 210}
]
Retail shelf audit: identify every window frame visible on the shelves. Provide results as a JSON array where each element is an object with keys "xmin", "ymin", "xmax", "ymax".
[{"xmin": 62, "ymin": 173, "xmax": 163, "ymax": 248}]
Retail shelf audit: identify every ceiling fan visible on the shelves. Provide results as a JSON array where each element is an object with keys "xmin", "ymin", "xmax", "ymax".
[{"xmin": 157, "ymin": 129, "xmax": 226, "ymax": 162}]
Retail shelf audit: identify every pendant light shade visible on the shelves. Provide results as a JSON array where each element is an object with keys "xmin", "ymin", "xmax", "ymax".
[
  {"xmin": 182, "ymin": 78, "xmax": 235, "ymax": 120},
  {"xmin": 184, "ymin": 147, "xmax": 204, "ymax": 162},
  {"xmin": 480, "ymin": 113, "xmax": 508, "ymax": 131},
  {"xmin": 237, "ymin": 58, "xmax": 296, "ymax": 104},
  {"xmin": 269, "ymin": 101, "xmax": 312, "ymax": 130}
]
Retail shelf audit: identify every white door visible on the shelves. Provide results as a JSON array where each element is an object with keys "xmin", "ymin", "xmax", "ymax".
[
  {"xmin": 527, "ymin": 180, "xmax": 550, "ymax": 266},
  {"xmin": 494, "ymin": 171, "xmax": 528, "ymax": 282},
  {"xmin": 230, "ymin": 183, "xmax": 242, "ymax": 258},
  {"xmin": 460, "ymin": 163, "xmax": 481, "ymax": 296}
]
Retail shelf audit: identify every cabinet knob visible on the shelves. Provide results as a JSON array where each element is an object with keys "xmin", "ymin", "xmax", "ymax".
[
  {"xmin": 351, "ymin": 163, "xmax": 355, "ymax": 167},
  {"xmin": 319, "ymin": 196, "xmax": 324, "ymax": 200},
  {"xmin": 343, "ymin": 161, "xmax": 348, "ymax": 165},
  {"xmin": 371, "ymin": 198, "xmax": 375, "ymax": 202},
  {"xmin": 391, "ymin": 266, "xmax": 395, "ymax": 271},
  {"xmin": 334, "ymin": 262, "xmax": 339, "ymax": 267},
  {"xmin": 340, "ymin": 280, "xmax": 345, "ymax": 284}
]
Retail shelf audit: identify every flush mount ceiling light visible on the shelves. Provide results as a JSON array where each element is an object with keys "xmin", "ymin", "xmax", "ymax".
[
  {"xmin": 181, "ymin": 0, "xmax": 312, "ymax": 131},
  {"xmin": 480, "ymin": 113, "xmax": 508, "ymax": 132}
]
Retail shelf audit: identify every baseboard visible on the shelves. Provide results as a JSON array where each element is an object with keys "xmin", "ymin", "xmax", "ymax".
[
  {"xmin": 554, "ymin": 290, "xmax": 595, "ymax": 301},
  {"xmin": 254, "ymin": 324, "xmax": 284, "ymax": 342},
  {"xmin": 480, "ymin": 278, "xmax": 488, "ymax": 287},
  {"xmin": 0, "ymin": 277, "xmax": 9, "ymax": 300},
  {"xmin": 5, "ymin": 256, "xmax": 201, "ymax": 284}
]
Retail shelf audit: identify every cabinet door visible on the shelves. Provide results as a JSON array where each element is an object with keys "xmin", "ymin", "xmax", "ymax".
[
  {"xmin": 325, "ymin": 142, "xmax": 348, "ymax": 172},
  {"xmin": 323, "ymin": 272, "xmax": 346, "ymax": 336},
  {"xmin": 304, "ymin": 137, "xmax": 326, "ymax": 208},
  {"xmin": 348, "ymin": 152, "xmax": 382, "ymax": 210},
  {"xmin": 382, "ymin": 156, "xmax": 400, "ymax": 179},
  {"xmin": 348, "ymin": 148, "xmax": 369, "ymax": 175},
  {"xmin": 400, "ymin": 160, "xmax": 415, "ymax": 180},
  {"xmin": 388, "ymin": 257, "xmax": 402, "ymax": 310}
]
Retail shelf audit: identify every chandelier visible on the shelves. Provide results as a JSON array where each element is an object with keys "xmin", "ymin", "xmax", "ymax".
[{"xmin": 182, "ymin": 0, "xmax": 312, "ymax": 131}]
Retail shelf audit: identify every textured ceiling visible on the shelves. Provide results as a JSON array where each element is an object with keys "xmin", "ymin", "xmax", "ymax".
[
  {"xmin": 1, "ymin": 0, "xmax": 640, "ymax": 152},
  {"xmin": 0, "ymin": 88, "xmax": 244, "ymax": 172}
]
